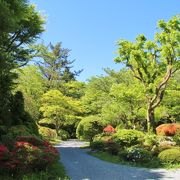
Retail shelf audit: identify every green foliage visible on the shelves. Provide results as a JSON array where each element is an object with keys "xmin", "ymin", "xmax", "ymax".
[
  {"xmin": 113, "ymin": 129, "xmax": 144, "ymax": 147},
  {"xmin": 39, "ymin": 126, "xmax": 57, "ymax": 140},
  {"xmin": 82, "ymin": 76, "xmax": 113, "ymax": 115},
  {"xmin": 0, "ymin": 125, "xmax": 7, "ymax": 136},
  {"xmin": 93, "ymin": 133, "xmax": 113, "ymax": 142},
  {"xmin": 173, "ymin": 131, "xmax": 180, "ymax": 145},
  {"xmin": 8, "ymin": 125, "xmax": 32, "ymax": 137},
  {"xmin": 90, "ymin": 141, "xmax": 105, "ymax": 151},
  {"xmin": 1, "ymin": 125, "xmax": 33, "ymax": 148},
  {"xmin": 76, "ymin": 116, "xmax": 103, "ymax": 141},
  {"xmin": 58, "ymin": 129, "xmax": 70, "ymax": 140},
  {"xmin": 102, "ymin": 75, "xmax": 146, "ymax": 128},
  {"xmin": 0, "ymin": 162, "xmax": 69, "ymax": 180},
  {"xmin": 33, "ymin": 42, "xmax": 81, "ymax": 89},
  {"xmin": 143, "ymin": 133, "xmax": 159, "ymax": 147},
  {"xmin": 39, "ymin": 90, "xmax": 71, "ymax": 134},
  {"xmin": 91, "ymin": 134, "xmax": 119, "ymax": 155},
  {"xmin": 16, "ymin": 66, "xmax": 46, "ymax": 121},
  {"xmin": 115, "ymin": 15, "xmax": 180, "ymax": 132},
  {"xmin": 158, "ymin": 148, "xmax": 180, "ymax": 164},
  {"xmin": 33, "ymin": 162, "xmax": 69, "ymax": 180},
  {"xmin": 60, "ymin": 81, "xmax": 85, "ymax": 99},
  {"xmin": 0, "ymin": 0, "xmax": 44, "ymax": 126},
  {"xmin": 121, "ymin": 146, "xmax": 153, "ymax": 163}
]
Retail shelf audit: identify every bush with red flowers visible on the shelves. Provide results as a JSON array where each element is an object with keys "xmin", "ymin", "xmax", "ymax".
[
  {"xmin": 0, "ymin": 136, "xmax": 59, "ymax": 175},
  {"xmin": 156, "ymin": 123, "xmax": 180, "ymax": 136},
  {"xmin": 103, "ymin": 125, "xmax": 116, "ymax": 133}
]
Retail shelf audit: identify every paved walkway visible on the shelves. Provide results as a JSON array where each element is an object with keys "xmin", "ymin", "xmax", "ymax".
[{"xmin": 55, "ymin": 139, "xmax": 180, "ymax": 180}]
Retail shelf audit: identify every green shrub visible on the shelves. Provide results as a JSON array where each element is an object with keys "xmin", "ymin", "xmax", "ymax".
[
  {"xmin": 39, "ymin": 126, "xmax": 57, "ymax": 140},
  {"xmin": 76, "ymin": 116, "xmax": 103, "ymax": 141},
  {"xmin": 173, "ymin": 130, "xmax": 180, "ymax": 145},
  {"xmin": 91, "ymin": 133, "xmax": 119, "ymax": 154},
  {"xmin": 143, "ymin": 133, "xmax": 159, "ymax": 147},
  {"xmin": 1, "ymin": 125, "xmax": 32, "ymax": 149},
  {"xmin": 93, "ymin": 133, "xmax": 113, "ymax": 142},
  {"xmin": 16, "ymin": 136, "xmax": 45, "ymax": 147},
  {"xmin": 113, "ymin": 129, "xmax": 144, "ymax": 147},
  {"xmin": 58, "ymin": 129, "xmax": 70, "ymax": 140},
  {"xmin": 158, "ymin": 148, "xmax": 180, "ymax": 164},
  {"xmin": 8, "ymin": 125, "xmax": 32, "ymax": 137},
  {"xmin": 0, "ymin": 126, "xmax": 7, "ymax": 135},
  {"xmin": 118, "ymin": 149, "xmax": 128, "ymax": 160},
  {"xmin": 121, "ymin": 146, "xmax": 153, "ymax": 163},
  {"xmin": 91, "ymin": 141, "xmax": 105, "ymax": 151},
  {"xmin": 103, "ymin": 141, "xmax": 119, "ymax": 155}
]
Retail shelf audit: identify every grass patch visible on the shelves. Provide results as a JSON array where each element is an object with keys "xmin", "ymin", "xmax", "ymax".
[
  {"xmin": 0, "ymin": 162, "xmax": 69, "ymax": 180},
  {"xmin": 88, "ymin": 151, "xmax": 180, "ymax": 169}
]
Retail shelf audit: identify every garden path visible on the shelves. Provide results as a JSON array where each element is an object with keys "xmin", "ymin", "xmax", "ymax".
[{"xmin": 55, "ymin": 139, "xmax": 180, "ymax": 180}]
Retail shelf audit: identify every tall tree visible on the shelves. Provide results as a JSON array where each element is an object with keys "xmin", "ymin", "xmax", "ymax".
[
  {"xmin": 16, "ymin": 65, "xmax": 46, "ymax": 121},
  {"xmin": 115, "ymin": 15, "xmax": 180, "ymax": 132},
  {"xmin": 34, "ymin": 42, "xmax": 82, "ymax": 89},
  {"xmin": 0, "ymin": 0, "xmax": 44, "ymax": 125}
]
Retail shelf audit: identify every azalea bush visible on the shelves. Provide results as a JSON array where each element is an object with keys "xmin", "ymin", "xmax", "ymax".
[
  {"xmin": 0, "ymin": 136, "xmax": 59, "ymax": 176},
  {"xmin": 156, "ymin": 123, "xmax": 180, "ymax": 136},
  {"xmin": 103, "ymin": 125, "xmax": 116, "ymax": 134},
  {"xmin": 124, "ymin": 146, "xmax": 153, "ymax": 163}
]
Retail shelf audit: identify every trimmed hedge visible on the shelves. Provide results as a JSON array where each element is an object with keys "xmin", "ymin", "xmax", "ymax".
[
  {"xmin": 113, "ymin": 129, "xmax": 144, "ymax": 147},
  {"xmin": 158, "ymin": 148, "xmax": 180, "ymax": 164}
]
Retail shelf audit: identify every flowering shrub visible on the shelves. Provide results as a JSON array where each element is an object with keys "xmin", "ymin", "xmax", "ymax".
[
  {"xmin": 156, "ymin": 123, "xmax": 180, "ymax": 136},
  {"xmin": 103, "ymin": 125, "xmax": 116, "ymax": 133},
  {"xmin": 0, "ymin": 145, "xmax": 9, "ymax": 161},
  {"xmin": 0, "ymin": 136, "xmax": 59, "ymax": 174},
  {"xmin": 123, "ymin": 146, "xmax": 152, "ymax": 163},
  {"xmin": 16, "ymin": 136, "xmax": 45, "ymax": 147}
]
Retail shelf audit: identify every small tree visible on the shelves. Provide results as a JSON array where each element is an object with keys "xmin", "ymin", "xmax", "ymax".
[
  {"xmin": 76, "ymin": 116, "xmax": 103, "ymax": 142},
  {"xmin": 115, "ymin": 15, "xmax": 180, "ymax": 132},
  {"xmin": 39, "ymin": 90, "xmax": 71, "ymax": 135}
]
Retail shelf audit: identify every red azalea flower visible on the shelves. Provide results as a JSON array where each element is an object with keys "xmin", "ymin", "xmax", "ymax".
[
  {"xmin": 103, "ymin": 125, "xmax": 116, "ymax": 133},
  {"xmin": 15, "ymin": 141, "xmax": 31, "ymax": 147},
  {"xmin": 0, "ymin": 145, "xmax": 8, "ymax": 153}
]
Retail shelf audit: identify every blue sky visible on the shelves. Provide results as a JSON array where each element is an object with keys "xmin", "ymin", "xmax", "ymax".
[{"xmin": 30, "ymin": 0, "xmax": 180, "ymax": 82}]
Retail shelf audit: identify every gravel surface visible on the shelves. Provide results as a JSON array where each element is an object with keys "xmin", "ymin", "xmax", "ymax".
[{"xmin": 56, "ymin": 139, "xmax": 180, "ymax": 180}]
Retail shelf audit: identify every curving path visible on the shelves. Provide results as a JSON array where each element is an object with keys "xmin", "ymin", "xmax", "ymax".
[{"xmin": 55, "ymin": 139, "xmax": 180, "ymax": 180}]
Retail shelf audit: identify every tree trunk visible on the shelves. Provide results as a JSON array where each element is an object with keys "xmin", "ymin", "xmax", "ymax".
[{"xmin": 147, "ymin": 104, "xmax": 155, "ymax": 133}]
